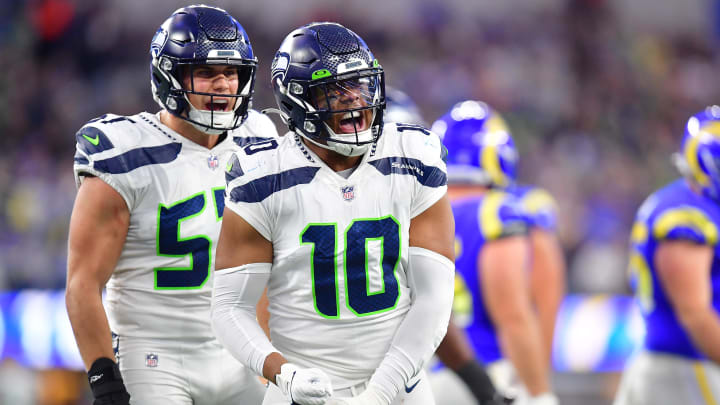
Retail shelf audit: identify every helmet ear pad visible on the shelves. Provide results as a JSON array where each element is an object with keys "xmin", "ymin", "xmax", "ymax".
[
  {"xmin": 270, "ymin": 23, "xmax": 386, "ymax": 153},
  {"xmin": 149, "ymin": 5, "xmax": 257, "ymax": 134}
]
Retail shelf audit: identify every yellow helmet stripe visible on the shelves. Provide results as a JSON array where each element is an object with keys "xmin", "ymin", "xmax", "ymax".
[
  {"xmin": 685, "ymin": 133, "xmax": 711, "ymax": 187},
  {"xmin": 481, "ymin": 143, "xmax": 505, "ymax": 186}
]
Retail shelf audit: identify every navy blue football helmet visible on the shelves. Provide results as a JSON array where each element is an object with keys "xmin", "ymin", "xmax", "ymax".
[
  {"xmin": 384, "ymin": 86, "xmax": 426, "ymax": 126},
  {"xmin": 270, "ymin": 22, "xmax": 385, "ymax": 156},
  {"xmin": 150, "ymin": 5, "xmax": 257, "ymax": 134}
]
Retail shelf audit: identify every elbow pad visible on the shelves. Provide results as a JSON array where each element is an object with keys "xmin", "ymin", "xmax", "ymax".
[
  {"xmin": 211, "ymin": 263, "xmax": 277, "ymax": 377},
  {"xmin": 369, "ymin": 246, "xmax": 455, "ymax": 403}
]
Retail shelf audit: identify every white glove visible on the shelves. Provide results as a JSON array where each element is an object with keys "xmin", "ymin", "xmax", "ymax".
[
  {"xmin": 325, "ymin": 384, "xmax": 388, "ymax": 405},
  {"xmin": 527, "ymin": 392, "xmax": 559, "ymax": 405},
  {"xmin": 275, "ymin": 363, "xmax": 333, "ymax": 405}
]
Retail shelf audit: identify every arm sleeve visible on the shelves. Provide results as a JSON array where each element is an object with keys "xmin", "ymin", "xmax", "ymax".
[
  {"xmin": 211, "ymin": 263, "xmax": 278, "ymax": 377},
  {"xmin": 368, "ymin": 246, "xmax": 455, "ymax": 403}
]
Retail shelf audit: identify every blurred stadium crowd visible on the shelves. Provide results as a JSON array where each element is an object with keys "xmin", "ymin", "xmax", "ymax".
[
  {"xmin": 2, "ymin": 0, "xmax": 718, "ymax": 292},
  {"xmin": 0, "ymin": 0, "xmax": 719, "ymax": 403}
]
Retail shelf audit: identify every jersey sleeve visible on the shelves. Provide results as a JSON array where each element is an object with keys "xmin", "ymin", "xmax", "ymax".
[
  {"xmin": 398, "ymin": 125, "xmax": 448, "ymax": 218},
  {"xmin": 73, "ymin": 115, "xmax": 164, "ymax": 210},
  {"xmin": 223, "ymin": 150, "xmax": 274, "ymax": 241},
  {"xmin": 478, "ymin": 191, "xmax": 528, "ymax": 241},
  {"xmin": 650, "ymin": 206, "xmax": 718, "ymax": 246},
  {"xmin": 519, "ymin": 187, "xmax": 558, "ymax": 231}
]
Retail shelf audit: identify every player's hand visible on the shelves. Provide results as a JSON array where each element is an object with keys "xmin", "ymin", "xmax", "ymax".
[
  {"xmin": 87, "ymin": 358, "xmax": 131, "ymax": 405},
  {"xmin": 276, "ymin": 363, "xmax": 333, "ymax": 405},
  {"xmin": 325, "ymin": 384, "xmax": 388, "ymax": 405}
]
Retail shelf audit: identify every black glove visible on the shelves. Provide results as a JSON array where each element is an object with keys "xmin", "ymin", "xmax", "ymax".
[
  {"xmin": 479, "ymin": 394, "xmax": 515, "ymax": 405},
  {"xmin": 455, "ymin": 359, "xmax": 500, "ymax": 403},
  {"xmin": 87, "ymin": 357, "xmax": 131, "ymax": 405}
]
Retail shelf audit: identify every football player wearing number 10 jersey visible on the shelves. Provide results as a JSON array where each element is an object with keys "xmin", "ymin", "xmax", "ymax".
[
  {"xmin": 66, "ymin": 5, "xmax": 276, "ymax": 405},
  {"xmin": 211, "ymin": 22, "xmax": 455, "ymax": 405}
]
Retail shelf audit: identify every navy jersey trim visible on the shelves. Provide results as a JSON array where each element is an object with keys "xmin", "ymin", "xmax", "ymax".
[
  {"xmin": 76, "ymin": 126, "xmax": 115, "ymax": 155},
  {"xmin": 92, "ymin": 143, "xmax": 182, "ymax": 174},
  {"xmin": 368, "ymin": 157, "xmax": 447, "ymax": 187},
  {"xmin": 74, "ymin": 150, "xmax": 89, "ymax": 165},
  {"xmin": 225, "ymin": 154, "xmax": 244, "ymax": 184},
  {"xmin": 228, "ymin": 166, "xmax": 321, "ymax": 203},
  {"xmin": 232, "ymin": 136, "xmax": 277, "ymax": 148}
]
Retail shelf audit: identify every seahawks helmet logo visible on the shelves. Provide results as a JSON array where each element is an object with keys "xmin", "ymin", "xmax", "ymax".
[{"xmin": 271, "ymin": 53, "xmax": 290, "ymax": 82}]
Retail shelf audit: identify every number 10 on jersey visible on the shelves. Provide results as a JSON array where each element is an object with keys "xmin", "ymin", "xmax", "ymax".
[{"xmin": 301, "ymin": 216, "xmax": 402, "ymax": 318}]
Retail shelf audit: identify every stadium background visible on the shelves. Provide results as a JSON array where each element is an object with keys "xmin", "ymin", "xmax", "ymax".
[{"xmin": 0, "ymin": 0, "xmax": 718, "ymax": 403}]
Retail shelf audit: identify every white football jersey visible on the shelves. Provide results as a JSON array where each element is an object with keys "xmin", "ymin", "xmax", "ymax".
[
  {"xmin": 73, "ymin": 110, "xmax": 278, "ymax": 340},
  {"xmin": 224, "ymin": 123, "xmax": 447, "ymax": 388}
]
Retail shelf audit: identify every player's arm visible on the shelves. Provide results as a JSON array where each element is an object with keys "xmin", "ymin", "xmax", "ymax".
[
  {"xmin": 212, "ymin": 208, "xmax": 277, "ymax": 377},
  {"xmin": 212, "ymin": 208, "xmax": 332, "ymax": 404},
  {"xmin": 528, "ymin": 228, "xmax": 565, "ymax": 366},
  {"xmin": 482, "ymin": 235, "xmax": 551, "ymax": 397},
  {"xmin": 66, "ymin": 176, "xmax": 131, "ymax": 404},
  {"xmin": 435, "ymin": 320, "xmax": 503, "ymax": 404},
  {"xmin": 256, "ymin": 287, "xmax": 271, "ymax": 339},
  {"xmin": 332, "ymin": 195, "xmax": 456, "ymax": 405},
  {"xmin": 656, "ymin": 240, "xmax": 720, "ymax": 363}
]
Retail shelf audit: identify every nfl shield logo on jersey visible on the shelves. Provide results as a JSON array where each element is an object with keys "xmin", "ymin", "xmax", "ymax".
[
  {"xmin": 145, "ymin": 353, "xmax": 159, "ymax": 367},
  {"xmin": 207, "ymin": 154, "xmax": 219, "ymax": 170},
  {"xmin": 342, "ymin": 185, "xmax": 355, "ymax": 202}
]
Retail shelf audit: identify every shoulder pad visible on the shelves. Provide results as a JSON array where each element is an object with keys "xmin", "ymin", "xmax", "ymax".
[
  {"xmin": 479, "ymin": 191, "xmax": 528, "ymax": 241},
  {"xmin": 519, "ymin": 187, "xmax": 558, "ymax": 230},
  {"xmin": 74, "ymin": 113, "xmax": 180, "ymax": 175},
  {"xmin": 651, "ymin": 206, "xmax": 718, "ymax": 245},
  {"xmin": 75, "ymin": 125, "xmax": 115, "ymax": 155},
  {"xmin": 241, "ymin": 110, "xmax": 280, "ymax": 138}
]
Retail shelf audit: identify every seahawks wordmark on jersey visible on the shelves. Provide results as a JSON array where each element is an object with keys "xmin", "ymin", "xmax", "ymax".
[
  {"xmin": 73, "ymin": 110, "xmax": 277, "ymax": 340},
  {"xmin": 224, "ymin": 123, "xmax": 447, "ymax": 388}
]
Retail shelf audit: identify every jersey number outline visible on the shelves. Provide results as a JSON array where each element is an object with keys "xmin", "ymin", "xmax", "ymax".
[
  {"xmin": 154, "ymin": 187, "xmax": 225, "ymax": 290},
  {"xmin": 301, "ymin": 216, "xmax": 402, "ymax": 318}
]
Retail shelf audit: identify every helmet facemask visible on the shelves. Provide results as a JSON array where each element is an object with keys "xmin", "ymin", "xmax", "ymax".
[
  {"xmin": 153, "ymin": 57, "xmax": 256, "ymax": 135},
  {"xmin": 279, "ymin": 67, "xmax": 385, "ymax": 157},
  {"xmin": 306, "ymin": 70, "xmax": 384, "ymax": 156},
  {"xmin": 180, "ymin": 62, "xmax": 255, "ymax": 135}
]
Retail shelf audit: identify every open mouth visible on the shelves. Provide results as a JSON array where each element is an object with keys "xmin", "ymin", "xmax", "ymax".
[
  {"xmin": 205, "ymin": 99, "xmax": 230, "ymax": 112},
  {"xmin": 338, "ymin": 111, "xmax": 367, "ymax": 133}
]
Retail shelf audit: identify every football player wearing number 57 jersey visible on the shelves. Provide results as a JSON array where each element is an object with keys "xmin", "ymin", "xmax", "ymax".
[
  {"xmin": 211, "ymin": 22, "xmax": 455, "ymax": 405},
  {"xmin": 614, "ymin": 107, "xmax": 720, "ymax": 405},
  {"xmin": 66, "ymin": 5, "xmax": 276, "ymax": 405}
]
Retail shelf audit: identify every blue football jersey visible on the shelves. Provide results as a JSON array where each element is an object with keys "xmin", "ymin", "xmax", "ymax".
[
  {"xmin": 629, "ymin": 179, "xmax": 720, "ymax": 359},
  {"xmin": 507, "ymin": 184, "xmax": 558, "ymax": 231},
  {"xmin": 452, "ymin": 190, "xmax": 528, "ymax": 363}
]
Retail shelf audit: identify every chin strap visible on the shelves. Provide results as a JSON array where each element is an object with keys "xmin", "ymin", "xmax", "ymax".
[{"xmin": 302, "ymin": 131, "xmax": 370, "ymax": 157}]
